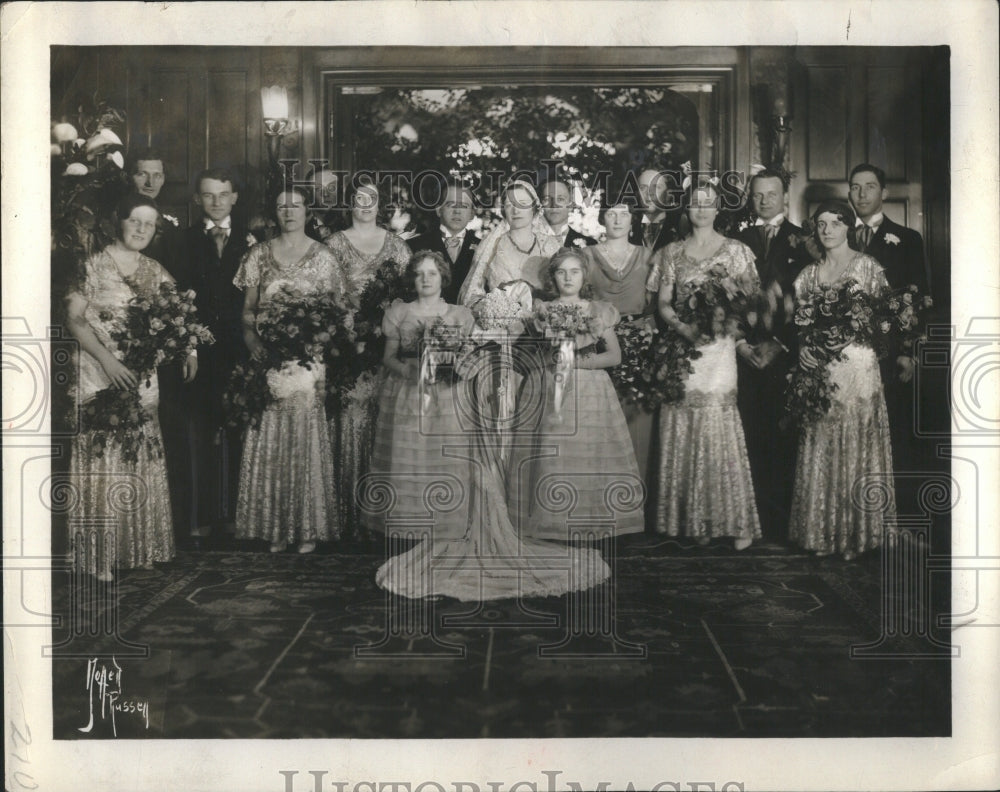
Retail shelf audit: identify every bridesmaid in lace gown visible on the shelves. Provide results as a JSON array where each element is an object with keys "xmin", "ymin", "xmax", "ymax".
[
  {"xmin": 325, "ymin": 180, "xmax": 411, "ymax": 537},
  {"xmin": 788, "ymin": 202, "xmax": 897, "ymax": 559},
  {"xmin": 233, "ymin": 187, "xmax": 345, "ymax": 552},
  {"xmin": 647, "ymin": 183, "xmax": 762, "ymax": 548},
  {"xmin": 367, "ymin": 251, "xmax": 476, "ymax": 538},
  {"xmin": 508, "ymin": 249, "xmax": 645, "ymax": 542},
  {"xmin": 65, "ymin": 195, "xmax": 187, "ymax": 578},
  {"xmin": 582, "ymin": 203, "xmax": 656, "ymax": 485}
]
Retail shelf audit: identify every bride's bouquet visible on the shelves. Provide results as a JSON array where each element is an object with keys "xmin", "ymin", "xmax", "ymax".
[{"xmin": 81, "ymin": 283, "xmax": 214, "ymax": 463}]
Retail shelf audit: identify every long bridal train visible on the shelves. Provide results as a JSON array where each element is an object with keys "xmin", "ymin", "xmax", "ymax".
[{"xmin": 372, "ymin": 420, "xmax": 611, "ymax": 602}]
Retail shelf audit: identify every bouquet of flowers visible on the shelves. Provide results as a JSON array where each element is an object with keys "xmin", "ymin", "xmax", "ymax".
[
  {"xmin": 326, "ymin": 259, "xmax": 411, "ymax": 413},
  {"xmin": 785, "ymin": 280, "xmax": 931, "ymax": 426},
  {"xmin": 530, "ymin": 301, "xmax": 601, "ymax": 341},
  {"xmin": 471, "ymin": 283, "xmax": 532, "ymax": 332},
  {"xmin": 421, "ymin": 316, "xmax": 477, "ymax": 379},
  {"xmin": 674, "ymin": 263, "xmax": 756, "ymax": 341},
  {"xmin": 608, "ymin": 317, "xmax": 703, "ymax": 409},
  {"xmin": 224, "ymin": 287, "xmax": 349, "ymax": 429},
  {"xmin": 81, "ymin": 283, "xmax": 215, "ymax": 463}
]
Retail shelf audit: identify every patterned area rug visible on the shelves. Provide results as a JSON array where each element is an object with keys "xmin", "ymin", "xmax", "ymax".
[{"xmin": 51, "ymin": 539, "xmax": 951, "ymax": 739}]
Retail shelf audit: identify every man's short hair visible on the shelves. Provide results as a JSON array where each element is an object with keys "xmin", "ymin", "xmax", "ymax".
[
  {"xmin": 194, "ymin": 167, "xmax": 239, "ymax": 193},
  {"xmin": 849, "ymin": 163, "xmax": 887, "ymax": 190},
  {"xmin": 127, "ymin": 147, "xmax": 164, "ymax": 174},
  {"xmin": 748, "ymin": 167, "xmax": 789, "ymax": 193},
  {"xmin": 439, "ymin": 177, "xmax": 476, "ymax": 206}
]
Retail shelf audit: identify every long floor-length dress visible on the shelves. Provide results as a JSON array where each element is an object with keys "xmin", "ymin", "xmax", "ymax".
[
  {"xmin": 583, "ymin": 243, "xmax": 657, "ymax": 487},
  {"xmin": 507, "ymin": 300, "xmax": 646, "ymax": 542},
  {"xmin": 367, "ymin": 300, "xmax": 476, "ymax": 538},
  {"xmin": 375, "ymin": 354, "xmax": 612, "ymax": 601},
  {"xmin": 325, "ymin": 230, "xmax": 411, "ymax": 538},
  {"xmin": 232, "ymin": 241, "xmax": 344, "ymax": 546},
  {"xmin": 788, "ymin": 255, "xmax": 897, "ymax": 557},
  {"xmin": 70, "ymin": 250, "xmax": 175, "ymax": 574},
  {"xmin": 647, "ymin": 238, "xmax": 762, "ymax": 542}
]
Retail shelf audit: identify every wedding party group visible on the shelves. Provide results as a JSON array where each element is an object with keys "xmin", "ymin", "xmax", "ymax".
[{"xmin": 56, "ymin": 129, "xmax": 932, "ymax": 602}]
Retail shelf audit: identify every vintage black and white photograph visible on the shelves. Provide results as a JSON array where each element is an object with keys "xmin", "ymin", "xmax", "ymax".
[{"xmin": 3, "ymin": 2, "xmax": 999, "ymax": 791}]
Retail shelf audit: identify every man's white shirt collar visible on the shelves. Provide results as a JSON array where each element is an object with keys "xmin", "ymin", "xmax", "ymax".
[
  {"xmin": 204, "ymin": 217, "xmax": 232, "ymax": 231},
  {"xmin": 754, "ymin": 214, "xmax": 785, "ymax": 227},
  {"xmin": 440, "ymin": 224, "xmax": 467, "ymax": 239},
  {"xmin": 856, "ymin": 212, "xmax": 884, "ymax": 230}
]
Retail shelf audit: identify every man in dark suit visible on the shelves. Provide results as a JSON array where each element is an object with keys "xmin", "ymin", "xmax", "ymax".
[
  {"xmin": 540, "ymin": 178, "xmax": 597, "ymax": 248},
  {"xmin": 175, "ymin": 167, "xmax": 254, "ymax": 548},
  {"xmin": 408, "ymin": 179, "xmax": 479, "ymax": 304},
  {"xmin": 849, "ymin": 163, "xmax": 929, "ymax": 294},
  {"xmin": 848, "ymin": 162, "xmax": 928, "ymax": 482},
  {"xmin": 734, "ymin": 168, "xmax": 810, "ymax": 541},
  {"xmin": 628, "ymin": 168, "xmax": 679, "ymax": 252},
  {"xmin": 128, "ymin": 149, "xmax": 182, "ymax": 277}
]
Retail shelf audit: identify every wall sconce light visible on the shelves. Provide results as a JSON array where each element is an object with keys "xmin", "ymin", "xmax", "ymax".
[{"xmin": 261, "ymin": 85, "xmax": 291, "ymax": 165}]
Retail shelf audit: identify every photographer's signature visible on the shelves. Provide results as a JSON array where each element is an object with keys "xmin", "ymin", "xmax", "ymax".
[{"xmin": 79, "ymin": 657, "xmax": 150, "ymax": 736}]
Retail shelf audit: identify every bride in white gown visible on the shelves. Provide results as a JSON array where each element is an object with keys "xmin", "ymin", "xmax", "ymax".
[{"xmin": 373, "ymin": 284, "xmax": 612, "ymax": 602}]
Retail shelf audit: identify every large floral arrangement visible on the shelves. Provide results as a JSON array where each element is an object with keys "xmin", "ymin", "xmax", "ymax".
[
  {"xmin": 608, "ymin": 317, "xmax": 702, "ymax": 409},
  {"xmin": 785, "ymin": 281, "xmax": 932, "ymax": 426},
  {"xmin": 471, "ymin": 284, "xmax": 532, "ymax": 331},
  {"xmin": 326, "ymin": 260, "xmax": 412, "ymax": 412},
  {"xmin": 81, "ymin": 284, "xmax": 215, "ymax": 463},
  {"xmin": 674, "ymin": 263, "xmax": 756, "ymax": 341},
  {"xmin": 224, "ymin": 287, "xmax": 349, "ymax": 429},
  {"xmin": 51, "ymin": 99, "xmax": 132, "ymax": 283}
]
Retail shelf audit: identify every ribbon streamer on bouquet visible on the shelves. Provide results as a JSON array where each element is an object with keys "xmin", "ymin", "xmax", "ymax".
[
  {"xmin": 551, "ymin": 337, "xmax": 575, "ymax": 424},
  {"xmin": 495, "ymin": 331, "xmax": 516, "ymax": 462},
  {"xmin": 419, "ymin": 346, "xmax": 436, "ymax": 416}
]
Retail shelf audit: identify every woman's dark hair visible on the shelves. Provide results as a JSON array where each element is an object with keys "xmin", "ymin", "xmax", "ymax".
[
  {"xmin": 597, "ymin": 202, "xmax": 638, "ymax": 228},
  {"xmin": 344, "ymin": 178, "xmax": 389, "ymax": 227},
  {"xmin": 112, "ymin": 194, "xmax": 159, "ymax": 241},
  {"xmin": 680, "ymin": 179, "xmax": 722, "ymax": 236},
  {"xmin": 542, "ymin": 247, "xmax": 594, "ymax": 299},
  {"xmin": 809, "ymin": 200, "xmax": 858, "ymax": 248},
  {"xmin": 270, "ymin": 185, "xmax": 314, "ymax": 225},
  {"xmin": 405, "ymin": 249, "xmax": 452, "ymax": 292}
]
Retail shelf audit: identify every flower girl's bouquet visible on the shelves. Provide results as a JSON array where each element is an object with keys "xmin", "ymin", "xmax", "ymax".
[{"xmin": 82, "ymin": 283, "xmax": 214, "ymax": 462}]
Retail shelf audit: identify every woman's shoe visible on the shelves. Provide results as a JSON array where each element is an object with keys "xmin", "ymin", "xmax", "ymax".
[
  {"xmin": 694, "ymin": 536, "xmax": 711, "ymax": 546},
  {"xmin": 96, "ymin": 569, "xmax": 114, "ymax": 582},
  {"xmin": 298, "ymin": 541, "xmax": 316, "ymax": 555},
  {"xmin": 270, "ymin": 540, "xmax": 287, "ymax": 553},
  {"xmin": 734, "ymin": 537, "xmax": 753, "ymax": 551}
]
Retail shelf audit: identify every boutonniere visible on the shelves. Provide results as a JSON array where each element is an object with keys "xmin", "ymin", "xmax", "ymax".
[
  {"xmin": 571, "ymin": 238, "xmax": 587, "ymax": 248},
  {"xmin": 162, "ymin": 214, "xmax": 179, "ymax": 227},
  {"xmin": 246, "ymin": 232, "xmax": 258, "ymax": 248},
  {"xmin": 738, "ymin": 219, "xmax": 751, "ymax": 232},
  {"xmin": 884, "ymin": 233, "xmax": 901, "ymax": 246}
]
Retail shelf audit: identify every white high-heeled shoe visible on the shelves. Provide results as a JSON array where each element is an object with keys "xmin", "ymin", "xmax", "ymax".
[
  {"xmin": 298, "ymin": 541, "xmax": 316, "ymax": 555},
  {"xmin": 270, "ymin": 540, "xmax": 287, "ymax": 553},
  {"xmin": 734, "ymin": 537, "xmax": 752, "ymax": 551}
]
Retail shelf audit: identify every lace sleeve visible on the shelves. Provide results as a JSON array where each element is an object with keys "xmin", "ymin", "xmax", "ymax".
[
  {"xmin": 645, "ymin": 246, "xmax": 676, "ymax": 293},
  {"xmin": 726, "ymin": 239, "xmax": 761, "ymax": 290},
  {"xmin": 385, "ymin": 234, "xmax": 412, "ymax": 272},
  {"xmin": 80, "ymin": 252, "xmax": 103, "ymax": 301},
  {"xmin": 233, "ymin": 243, "xmax": 266, "ymax": 288}
]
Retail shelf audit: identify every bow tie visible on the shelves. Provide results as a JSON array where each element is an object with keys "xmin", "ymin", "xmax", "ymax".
[
  {"xmin": 445, "ymin": 236, "xmax": 463, "ymax": 249},
  {"xmin": 205, "ymin": 220, "xmax": 231, "ymax": 231}
]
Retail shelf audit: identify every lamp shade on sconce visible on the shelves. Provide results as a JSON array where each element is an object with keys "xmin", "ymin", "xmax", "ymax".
[{"xmin": 261, "ymin": 85, "xmax": 289, "ymax": 121}]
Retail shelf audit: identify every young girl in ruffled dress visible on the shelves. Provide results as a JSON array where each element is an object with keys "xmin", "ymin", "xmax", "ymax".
[
  {"xmin": 367, "ymin": 251, "xmax": 476, "ymax": 538},
  {"xmin": 507, "ymin": 249, "xmax": 645, "ymax": 542}
]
